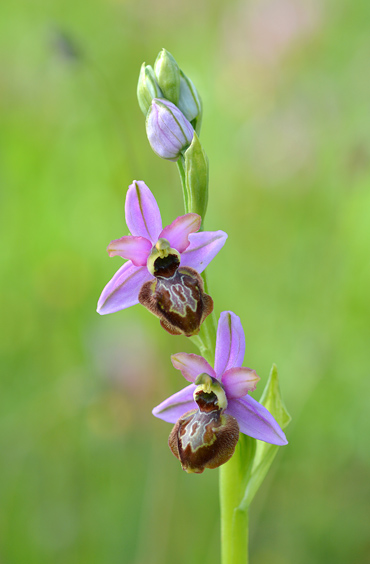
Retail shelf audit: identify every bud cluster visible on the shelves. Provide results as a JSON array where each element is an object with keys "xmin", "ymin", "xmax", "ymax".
[
  {"xmin": 137, "ymin": 49, "xmax": 203, "ymax": 163},
  {"xmin": 137, "ymin": 49, "xmax": 202, "ymax": 131},
  {"xmin": 137, "ymin": 49, "xmax": 209, "ymax": 221}
]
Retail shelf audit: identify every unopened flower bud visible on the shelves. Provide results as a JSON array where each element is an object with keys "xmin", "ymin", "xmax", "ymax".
[
  {"xmin": 146, "ymin": 99, "xmax": 194, "ymax": 161},
  {"xmin": 137, "ymin": 63, "xmax": 163, "ymax": 116},
  {"xmin": 178, "ymin": 70, "xmax": 202, "ymax": 132},
  {"xmin": 168, "ymin": 375, "xmax": 239, "ymax": 473},
  {"xmin": 154, "ymin": 49, "xmax": 180, "ymax": 105}
]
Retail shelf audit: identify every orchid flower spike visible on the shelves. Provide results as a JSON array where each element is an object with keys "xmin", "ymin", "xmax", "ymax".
[
  {"xmin": 97, "ymin": 181, "xmax": 228, "ymax": 336},
  {"xmin": 153, "ymin": 311, "xmax": 288, "ymax": 473}
]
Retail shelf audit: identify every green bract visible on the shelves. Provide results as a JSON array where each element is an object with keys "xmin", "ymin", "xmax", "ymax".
[{"xmin": 181, "ymin": 132, "xmax": 209, "ymax": 221}]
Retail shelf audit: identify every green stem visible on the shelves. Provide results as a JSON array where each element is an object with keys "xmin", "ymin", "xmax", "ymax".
[
  {"xmin": 176, "ymin": 123, "xmax": 249, "ymax": 564},
  {"xmin": 176, "ymin": 156, "xmax": 189, "ymax": 213},
  {"xmin": 220, "ymin": 448, "xmax": 249, "ymax": 564},
  {"xmin": 189, "ymin": 270, "xmax": 217, "ymax": 364}
]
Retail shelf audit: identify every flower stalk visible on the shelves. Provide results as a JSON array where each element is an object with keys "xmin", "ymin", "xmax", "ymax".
[
  {"xmin": 189, "ymin": 271, "xmax": 217, "ymax": 364},
  {"xmin": 220, "ymin": 456, "xmax": 250, "ymax": 564}
]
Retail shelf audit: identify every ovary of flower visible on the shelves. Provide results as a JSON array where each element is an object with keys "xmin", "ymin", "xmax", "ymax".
[{"xmin": 97, "ymin": 180, "xmax": 228, "ymax": 336}]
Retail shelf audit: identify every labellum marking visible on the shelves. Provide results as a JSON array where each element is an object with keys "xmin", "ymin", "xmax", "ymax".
[
  {"xmin": 139, "ymin": 263, "xmax": 213, "ymax": 337},
  {"xmin": 156, "ymin": 273, "xmax": 198, "ymax": 317},
  {"xmin": 180, "ymin": 409, "xmax": 218, "ymax": 453}
]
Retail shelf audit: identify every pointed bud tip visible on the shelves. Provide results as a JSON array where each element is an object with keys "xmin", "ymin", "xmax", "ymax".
[
  {"xmin": 154, "ymin": 49, "xmax": 180, "ymax": 105},
  {"xmin": 137, "ymin": 64, "xmax": 162, "ymax": 116}
]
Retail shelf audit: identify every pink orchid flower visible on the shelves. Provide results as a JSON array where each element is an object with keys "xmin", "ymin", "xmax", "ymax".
[
  {"xmin": 153, "ymin": 311, "xmax": 287, "ymax": 472},
  {"xmin": 97, "ymin": 181, "xmax": 227, "ymax": 335}
]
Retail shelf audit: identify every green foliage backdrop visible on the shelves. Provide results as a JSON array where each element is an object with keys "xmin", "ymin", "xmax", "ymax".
[{"xmin": 1, "ymin": 0, "xmax": 370, "ymax": 562}]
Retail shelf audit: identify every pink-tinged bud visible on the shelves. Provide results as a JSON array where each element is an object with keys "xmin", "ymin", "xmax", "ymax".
[{"xmin": 146, "ymin": 99, "xmax": 194, "ymax": 162}]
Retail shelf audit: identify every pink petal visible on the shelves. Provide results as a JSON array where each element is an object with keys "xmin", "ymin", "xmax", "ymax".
[
  {"xmin": 221, "ymin": 367, "xmax": 260, "ymax": 398},
  {"xmin": 171, "ymin": 352, "xmax": 216, "ymax": 383},
  {"xmin": 107, "ymin": 236, "xmax": 152, "ymax": 266},
  {"xmin": 125, "ymin": 181, "xmax": 162, "ymax": 243},
  {"xmin": 160, "ymin": 213, "xmax": 201, "ymax": 253},
  {"xmin": 214, "ymin": 311, "xmax": 245, "ymax": 377},
  {"xmin": 180, "ymin": 230, "xmax": 228, "ymax": 273},
  {"xmin": 152, "ymin": 384, "xmax": 197, "ymax": 423},
  {"xmin": 226, "ymin": 395, "xmax": 288, "ymax": 445},
  {"xmin": 97, "ymin": 261, "xmax": 153, "ymax": 315}
]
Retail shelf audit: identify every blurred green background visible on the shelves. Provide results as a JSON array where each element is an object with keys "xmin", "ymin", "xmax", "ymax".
[{"xmin": 1, "ymin": 0, "xmax": 370, "ymax": 562}]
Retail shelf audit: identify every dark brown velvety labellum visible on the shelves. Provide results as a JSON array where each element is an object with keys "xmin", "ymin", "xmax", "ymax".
[
  {"xmin": 169, "ymin": 381, "xmax": 239, "ymax": 473},
  {"xmin": 168, "ymin": 408, "xmax": 239, "ymax": 474},
  {"xmin": 138, "ymin": 265, "xmax": 213, "ymax": 337}
]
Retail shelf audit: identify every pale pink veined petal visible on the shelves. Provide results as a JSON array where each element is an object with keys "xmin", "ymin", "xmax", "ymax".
[
  {"xmin": 221, "ymin": 367, "xmax": 260, "ymax": 398},
  {"xmin": 180, "ymin": 230, "xmax": 227, "ymax": 273},
  {"xmin": 171, "ymin": 352, "xmax": 216, "ymax": 383},
  {"xmin": 125, "ymin": 181, "xmax": 162, "ymax": 243},
  {"xmin": 160, "ymin": 213, "xmax": 201, "ymax": 253},
  {"xmin": 107, "ymin": 236, "xmax": 152, "ymax": 266},
  {"xmin": 226, "ymin": 395, "xmax": 288, "ymax": 445},
  {"xmin": 214, "ymin": 311, "xmax": 245, "ymax": 377},
  {"xmin": 152, "ymin": 384, "xmax": 197, "ymax": 423},
  {"xmin": 97, "ymin": 262, "xmax": 153, "ymax": 315}
]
